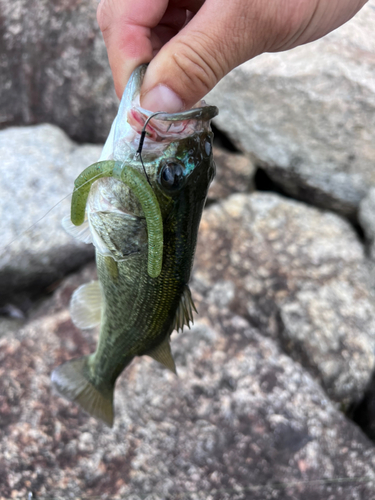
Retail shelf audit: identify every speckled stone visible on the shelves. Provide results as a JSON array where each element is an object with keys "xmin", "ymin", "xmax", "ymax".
[
  {"xmin": 208, "ymin": 147, "xmax": 255, "ymax": 202},
  {"xmin": 207, "ymin": 1, "xmax": 375, "ymax": 219},
  {"xmin": 0, "ymin": 0, "xmax": 117, "ymax": 143},
  {"xmin": 359, "ymin": 187, "xmax": 375, "ymax": 257},
  {"xmin": 0, "ymin": 125, "xmax": 99, "ymax": 306},
  {"xmin": 0, "ymin": 263, "xmax": 375, "ymax": 499},
  {"xmin": 193, "ymin": 192, "xmax": 375, "ymax": 406}
]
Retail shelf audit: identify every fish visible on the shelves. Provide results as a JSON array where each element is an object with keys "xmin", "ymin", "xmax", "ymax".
[{"xmin": 51, "ymin": 65, "xmax": 218, "ymax": 427}]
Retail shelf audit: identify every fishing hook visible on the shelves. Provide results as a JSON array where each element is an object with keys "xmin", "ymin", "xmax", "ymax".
[{"xmin": 135, "ymin": 111, "xmax": 164, "ymax": 186}]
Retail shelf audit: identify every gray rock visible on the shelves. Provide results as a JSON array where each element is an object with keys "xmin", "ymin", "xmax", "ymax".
[
  {"xmin": 0, "ymin": 124, "xmax": 99, "ymax": 306},
  {"xmin": 0, "ymin": 317, "xmax": 25, "ymax": 339},
  {"xmin": 358, "ymin": 187, "xmax": 375, "ymax": 292},
  {"xmin": 0, "ymin": 264, "xmax": 375, "ymax": 499},
  {"xmin": 193, "ymin": 192, "xmax": 375, "ymax": 406},
  {"xmin": 207, "ymin": 0, "xmax": 375, "ymax": 219},
  {"xmin": 352, "ymin": 370, "xmax": 375, "ymax": 442},
  {"xmin": 0, "ymin": 0, "xmax": 117, "ymax": 143},
  {"xmin": 208, "ymin": 147, "xmax": 255, "ymax": 202},
  {"xmin": 359, "ymin": 187, "xmax": 375, "ymax": 250}
]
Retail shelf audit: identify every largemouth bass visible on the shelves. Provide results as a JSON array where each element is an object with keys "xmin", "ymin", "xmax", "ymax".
[{"xmin": 51, "ymin": 65, "xmax": 218, "ymax": 427}]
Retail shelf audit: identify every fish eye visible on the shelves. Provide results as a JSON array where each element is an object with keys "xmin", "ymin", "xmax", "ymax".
[{"xmin": 160, "ymin": 160, "xmax": 185, "ymax": 191}]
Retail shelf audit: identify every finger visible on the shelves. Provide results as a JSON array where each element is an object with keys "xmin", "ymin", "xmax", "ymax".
[
  {"xmin": 140, "ymin": 0, "xmax": 369, "ymax": 113},
  {"xmin": 97, "ymin": 0, "xmax": 169, "ymax": 98},
  {"xmin": 152, "ymin": 6, "xmax": 189, "ymax": 47},
  {"xmin": 140, "ymin": 0, "xmax": 251, "ymax": 112},
  {"xmin": 168, "ymin": 0, "xmax": 205, "ymax": 13}
]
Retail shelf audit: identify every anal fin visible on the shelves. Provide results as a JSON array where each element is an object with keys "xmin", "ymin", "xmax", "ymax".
[
  {"xmin": 174, "ymin": 285, "xmax": 197, "ymax": 332},
  {"xmin": 70, "ymin": 281, "xmax": 102, "ymax": 329},
  {"xmin": 147, "ymin": 337, "xmax": 176, "ymax": 374}
]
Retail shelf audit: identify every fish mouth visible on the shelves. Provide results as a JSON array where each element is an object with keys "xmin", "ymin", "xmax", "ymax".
[
  {"xmin": 137, "ymin": 105, "xmax": 219, "ymax": 123},
  {"xmin": 127, "ymin": 103, "xmax": 218, "ymax": 143},
  {"xmin": 103, "ymin": 64, "xmax": 218, "ymax": 161},
  {"xmin": 123, "ymin": 63, "xmax": 218, "ymax": 126}
]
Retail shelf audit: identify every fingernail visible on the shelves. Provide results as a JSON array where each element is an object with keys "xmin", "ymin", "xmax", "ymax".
[{"xmin": 141, "ymin": 85, "xmax": 184, "ymax": 113}]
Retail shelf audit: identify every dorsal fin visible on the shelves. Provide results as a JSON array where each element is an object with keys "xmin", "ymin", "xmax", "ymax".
[
  {"xmin": 147, "ymin": 337, "xmax": 177, "ymax": 374},
  {"xmin": 70, "ymin": 280, "xmax": 102, "ymax": 329},
  {"xmin": 174, "ymin": 285, "xmax": 197, "ymax": 332}
]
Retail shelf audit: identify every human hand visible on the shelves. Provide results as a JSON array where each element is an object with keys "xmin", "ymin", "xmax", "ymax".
[{"xmin": 97, "ymin": 0, "xmax": 368, "ymax": 113}]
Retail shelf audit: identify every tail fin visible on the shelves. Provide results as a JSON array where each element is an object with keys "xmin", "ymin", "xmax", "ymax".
[{"xmin": 51, "ymin": 356, "xmax": 114, "ymax": 427}]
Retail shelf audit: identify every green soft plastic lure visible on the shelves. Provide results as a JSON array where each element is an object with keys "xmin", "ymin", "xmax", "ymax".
[
  {"xmin": 52, "ymin": 65, "xmax": 218, "ymax": 426},
  {"xmin": 71, "ymin": 160, "xmax": 163, "ymax": 278}
]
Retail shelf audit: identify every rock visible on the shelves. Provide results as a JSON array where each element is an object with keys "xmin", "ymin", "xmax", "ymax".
[
  {"xmin": 0, "ymin": 264, "xmax": 375, "ymax": 499},
  {"xmin": 0, "ymin": 317, "xmax": 25, "ymax": 340},
  {"xmin": 207, "ymin": 0, "xmax": 375, "ymax": 219},
  {"xmin": 208, "ymin": 147, "xmax": 255, "ymax": 202},
  {"xmin": 0, "ymin": 0, "xmax": 117, "ymax": 143},
  {"xmin": 358, "ymin": 187, "xmax": 375, "ymax": 319},
  {"xmin": 0, "ymin": 125, "xmax": 99, "ymax": 307},
  {"xmin": 359, "ymin": 187, "xmax": 375, "ymax": 253},
  {"xmin": 193, "ymin": 192, "xmax": 375, "ymax": 406},
  {"xmin": 352, "ymin": 371, "xmax": 375, "ymax": 442}
]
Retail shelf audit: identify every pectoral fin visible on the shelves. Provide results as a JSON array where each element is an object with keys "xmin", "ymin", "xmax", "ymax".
[
  {"xmin": 70, "ymin": 281, "xmax": 102, "ymax": 329},
  {"xmin": 147, "ymin": 337, "xmax": 176, "ymax": 374},
  {"xmin": 61, "ymin": 214, "xmax": 113, "ymax": 261},
  {"xmin": 174, "ymin": 285, "xmax": 197, "ymax": 332},
  {"xmin": 62, "ymin": 215, "xmax": 92, "ymax": 244}
]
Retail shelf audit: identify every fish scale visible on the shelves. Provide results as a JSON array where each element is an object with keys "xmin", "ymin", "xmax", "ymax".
[{"xmin": 51, "ymin": 65, "xmax": 218, "ymax": 426}]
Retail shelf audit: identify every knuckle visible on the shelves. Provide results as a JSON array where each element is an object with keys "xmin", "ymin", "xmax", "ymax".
[{"xmin": 172, "ymin": 34, "xmax": 225, "ymax": 95}]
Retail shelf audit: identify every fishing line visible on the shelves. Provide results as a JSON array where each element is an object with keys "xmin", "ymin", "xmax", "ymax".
[
  {"xmin": 135, "ymin": 111, "xmax": 164, "ymax": 187},
  {"xmin": 3, "ymin": 110, "xmax": 165, "ymax": 252},
  {"xmin": 1, "ymin": 191, "xmax": 72, "ymax": 253},
  {"xmin": 0, "ymin": 170, "xmax": 107, "ymax": 255},
  {"xmin": 1, "ymin": 109, "xmax": 170, "ymax": 255}
]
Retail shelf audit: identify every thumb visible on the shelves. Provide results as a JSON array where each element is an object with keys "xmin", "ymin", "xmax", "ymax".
[
  {"xmin": 140, "ymin": 0, "xmax": 369, "ymax": 113},
  {"xmin": 140, "ymin": 0, "xmax": 255, "ymax": 112}
]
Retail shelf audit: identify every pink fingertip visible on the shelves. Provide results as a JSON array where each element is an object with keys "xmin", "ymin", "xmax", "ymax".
[{"xmin": 141, "ymin": 84, "xmax": 184, "ymax": 113}]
